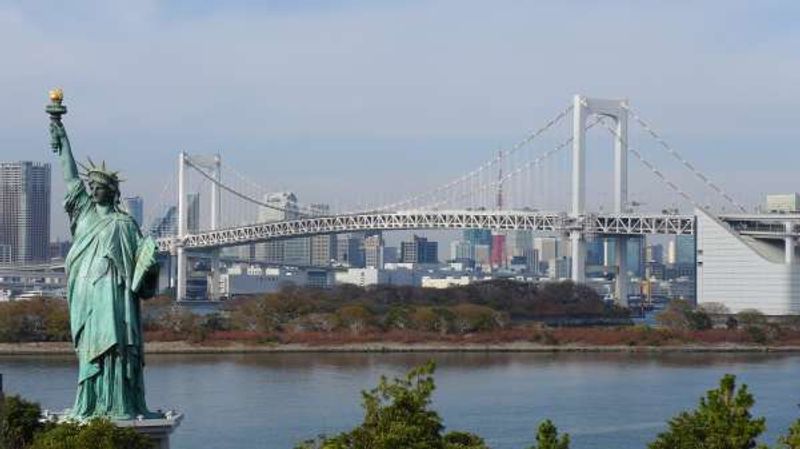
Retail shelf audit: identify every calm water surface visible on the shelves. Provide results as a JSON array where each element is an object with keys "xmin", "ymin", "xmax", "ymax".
[{"xmin": 2, "ymin": 352, "xmax": 799, "ymax": 449}]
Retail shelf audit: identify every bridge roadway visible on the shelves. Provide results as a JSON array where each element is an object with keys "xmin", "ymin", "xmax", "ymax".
[{"xmin": 155, "ymin": 210, "xmax": 695, "ymax": 253}]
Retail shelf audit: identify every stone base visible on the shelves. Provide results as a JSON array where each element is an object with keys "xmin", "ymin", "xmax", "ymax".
[
  {"xmin": 42, "ymin": 410, "xmax": 183, "ymax": 449},
  {"xmin": 114, "ymin": 413, "xmax": 183, "ymax": 449}
]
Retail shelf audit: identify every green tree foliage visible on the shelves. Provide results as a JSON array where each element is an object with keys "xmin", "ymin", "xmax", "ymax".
[
  {"xmin": 656, "ymin": 299, "xmax": 712, "ymax": 331},
  {"xmin": 442, "ymin": 431, "xmax": 490, "ymax": 449},
  {"xmin": 1, "ymin": 395, "xmax": 44, "ymax": 449},
  {"xmin": 777, "ymin": 419, "xmax": 800, "ymax": 449},
  {"xmin": 648, "ymin": 374, "xmax": 766, "ymax": 449},
  {"xmin": 296, "ymin": 362, "xmax": 487, "ymax": 449},
  {"xmin": 528, "ymin": 420, "xmax": 569, "ymax": 449},
  {"xmin": 30, "ymin": 419, "xmax": 153, "ymax": 449}
]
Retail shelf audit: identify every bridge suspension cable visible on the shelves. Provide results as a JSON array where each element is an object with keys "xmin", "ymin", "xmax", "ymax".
[
  {"xmin": 622, "ymin": 104, "xmax": 747, "ymax": 213},
  {"xmin": 375, "ymin": 104, "xmax": 573, "ymax": 212},
  {"xmin": 425, "ymin": 116, "xmax": 603, "ymax": 210},
  {"xmin": 184, "ymin": 156, "xmax": 319, "ymax": 218},
  {"xmin": 597, "ymin": 118, "xmax": 701, "ymax": 210}
]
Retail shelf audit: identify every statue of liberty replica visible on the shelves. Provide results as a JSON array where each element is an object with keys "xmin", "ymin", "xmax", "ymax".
[{"xmin": 46, "ymin": 89, "xmax": 162, "ymax": 421}]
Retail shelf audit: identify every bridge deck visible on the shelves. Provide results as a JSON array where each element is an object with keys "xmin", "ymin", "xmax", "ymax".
[{"xmin": 156, "ymin": 210, "xmax": 695, "ymax": 252}]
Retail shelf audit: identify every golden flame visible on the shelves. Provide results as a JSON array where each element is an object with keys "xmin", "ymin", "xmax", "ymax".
[{"xmin": 49, "ymin": 88, "xmax": 64, "ymax": 102}]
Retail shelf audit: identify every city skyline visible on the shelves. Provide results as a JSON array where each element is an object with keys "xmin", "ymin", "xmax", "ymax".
[{"xmin": 0, "ymin": 1, "xmax": 798, "ymax": 239}]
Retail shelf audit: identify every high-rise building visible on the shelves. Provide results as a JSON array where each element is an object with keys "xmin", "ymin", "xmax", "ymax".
[
  {"xmin": 490, "ymin": 233, "xmax": 506, "ymax": 267},
  {"xmin": 675, "ymin": 235, "xmax": 695, "ymax": 264},
  {"xmin": 626, "ymin": 236, "xmax": 646, "ymax": 278},
  {"xmin": 284, "ymin": 237, "xmax": 311, "ymax": 266},
  {"xmin": 646, "ymin": 243, "xmax": 664, "ymax": 264},
  {"xmin": 586, "ymin": 237, "xmax": 605, "ymax": 266},
  {"xmin": 505, "ymin": 230, "xmax": 532, "ymax": 266},
  {"xmin": 534, "ymin": 237, "xmax": 559, "ymax": 261},
  {"xmin": 255, "ymin": 192, "xmax": 300, "ymax": 264},
  {"xmin": 463, "ymin": 229, "xmax": 492, "ymax": 246},
  {"xmin": 149, "ymin": 205, "xmax": 177, "ymax": 238},
  {"xmin": 450, "ymin": 240, "xmax": 474, "ymax": 262},
  {"xmin": 187, "ymin": 193, "xmax": 200, "ymax": 233},
  {"xmin": 401, "ymin": 235, "xmax": 438, "ymax": 264},
  {"xmin": 123, "ymin": 196, "xmax": 144, "ymax": 227},
  {"xmin": 0, "ymin": 162, "xmax": 51, "ymax": 264},
  {"xmin": 310, "ymin": 204, "xmax": 336, "ymax": 266},
  {"xmin": 364, "ymin": 233, "xmax": 384, "ymax": 268}
]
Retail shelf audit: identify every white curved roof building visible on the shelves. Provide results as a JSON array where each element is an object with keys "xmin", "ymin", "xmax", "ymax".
[{"xmin": 697, "ymin": 208, "xmax": 800, "ymax": 315}]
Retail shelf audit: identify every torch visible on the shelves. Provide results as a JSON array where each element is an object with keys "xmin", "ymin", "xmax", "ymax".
[{"xmin": 45, "ymin": 88, "xmax": 67, "ymax": 151}]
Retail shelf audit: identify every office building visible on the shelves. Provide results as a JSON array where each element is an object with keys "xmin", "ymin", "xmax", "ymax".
[
  {"xmin": 490, "ymin": 233, "xmax": 506, "ymax": 267},
  {"xmin": 0, "ymin": 162, "xmax": 51, "ymax": 264},
  {"xmin": 123, "ymin": 196, "xmax": 144, "ymax": 226},
  {"xmin": 450, "ymin": 240, "xmax": 474, "ymax": 262},
  {"xmin": 255, "ymin": 192, "xmax": 300, "ymax": 264},
  {"xmin": 463, "ymin": 229, "xmax": 492, "ymax": 246},
  {"xmin": 400, "ymin": 235, "xmax": 438, "ymax": 264},
  {"xmin": 310, "ymin": 204, "xmax": 336, "ymax": 266},
  {"xmin": 364, "ymin": 233, "xmax": 384, "ymax": 268},
  {"xmin": 646, "ymin": 244, "xmax": 664, "ymax": 264}
]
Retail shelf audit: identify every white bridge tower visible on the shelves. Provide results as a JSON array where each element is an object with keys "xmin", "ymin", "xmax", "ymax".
[{"xmin": 570, "ymin": 95, "xmax": 630, "ymax": 305}]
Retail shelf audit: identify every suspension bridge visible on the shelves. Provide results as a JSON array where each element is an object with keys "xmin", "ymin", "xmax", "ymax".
[{"xmin": 148, "ymin": 95, "xmax": 797, "ymax": 307}]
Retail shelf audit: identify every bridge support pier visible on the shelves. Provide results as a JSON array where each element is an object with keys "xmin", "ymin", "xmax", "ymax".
[
  {"xmin": 615, "ymin": 237, "xmax": 628, "ymax": 306},
  {"xmin": 176, "ymin": 152, "xmax": 187, "ymax": 302},
  {"xmin": 570, "ymin": 231, "xmax": 585, "ymax": 283},
  {"xmin": 209, "ymin": 154, "xmax": 221, "ymax": 301},
  {"xmin": 786, "ymin": 221, "xmax": 795, "ymax": 265}
]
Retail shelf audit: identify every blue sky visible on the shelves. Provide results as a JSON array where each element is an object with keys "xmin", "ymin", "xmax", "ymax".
[{"xmin": 1, "ymin": 1, "xmax": 799, "ymax": 238}]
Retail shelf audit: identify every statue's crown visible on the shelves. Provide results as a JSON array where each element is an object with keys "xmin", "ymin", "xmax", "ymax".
[{"xmin": 79, "ymin": 158, "xmax": 123, "ymax": 191}]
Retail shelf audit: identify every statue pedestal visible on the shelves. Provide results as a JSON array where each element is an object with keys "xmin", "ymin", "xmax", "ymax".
[
  {"xmin": 42, "ymin": 411, "xmax": 183, "ymax": 449},
  {"xmin": 114, "ymin": 413, "xmax": 184, "ymax": 449}
]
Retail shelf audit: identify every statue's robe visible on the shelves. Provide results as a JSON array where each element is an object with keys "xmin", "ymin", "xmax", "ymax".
[{"xmin": 64, "ymin": 180, "xmax": 158, "ymax": 419}]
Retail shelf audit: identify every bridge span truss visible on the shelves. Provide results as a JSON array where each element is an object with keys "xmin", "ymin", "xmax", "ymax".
[{"xmin": 156, "ymin": 210, "xmax": 694, "ymax": 253}]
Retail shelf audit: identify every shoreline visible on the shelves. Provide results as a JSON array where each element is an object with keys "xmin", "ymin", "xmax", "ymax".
[{"xmin": 3, "ymin": 341, "xmax": 800, "ymax": 355}]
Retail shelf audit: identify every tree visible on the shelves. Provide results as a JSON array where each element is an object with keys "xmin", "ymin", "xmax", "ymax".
[
  {"xmin": 648, "ymin": 374, "xmax": 766, "ymax": 449},
  {"xmin": 297, "ymin": 362, "xmax": 488, "ymax": 449},
  {"xmin": 777, "ymin": 419, "xmax": 800, "ymax": 449},
  {"xmin": 30, "ymin": 419, "xmax": 153, "ymax": 449},
  {"xmin": 1, "ymin": 395, "xmax": 44, "ymax": 449},
  {"xmin": 656, "ymin": 300, "xmax": 712, "ymax": 331},
  {"xmin": 528, "ymin": 420, "xmax": 570, "ymax": 449}
]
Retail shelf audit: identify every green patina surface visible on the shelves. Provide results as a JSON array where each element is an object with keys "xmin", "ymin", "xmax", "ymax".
[{"xmin": 48, "ymin": 92, "xmax": 161, "ymax": 420}]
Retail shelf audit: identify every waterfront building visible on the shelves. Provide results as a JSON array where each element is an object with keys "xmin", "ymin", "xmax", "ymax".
[
  {"xmin": 334, "ymin": 267, "xmax": 415, "ymax": 287},
  {"xmin": 0, "ymin": 161, "xmax": 51, "ymax": 264},
  {"xmin": 123, "ymin": 196, "xmax": 144, "ymax": 226},
  {"xmin": 696, "ymin": 208, "xmax": 796, "ymax": 314}
]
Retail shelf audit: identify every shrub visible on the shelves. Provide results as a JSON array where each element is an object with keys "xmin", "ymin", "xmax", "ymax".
[
  {"xmin": 30, "ymin": 419, "xmax": 153, "ymax": 449},
  {"xmin": 1, "ymin": 395, "xmax": 45, "ymax": 449},
  {"xmin": 528, "ymin": 420, "xmax": 570, "ymax": 449}
]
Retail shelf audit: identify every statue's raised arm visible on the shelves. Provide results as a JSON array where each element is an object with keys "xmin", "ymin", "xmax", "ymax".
[{"xmin": 46, "ymin": 88, "xmax": 79, "ymax": 185}]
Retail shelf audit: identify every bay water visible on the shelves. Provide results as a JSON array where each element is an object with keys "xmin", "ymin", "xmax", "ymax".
[{"xmin": 2, "ymin": 352, "xmax": 799, "ymax": 449}]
